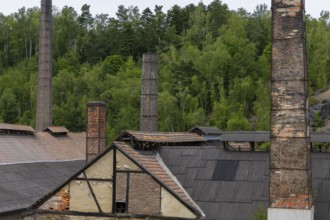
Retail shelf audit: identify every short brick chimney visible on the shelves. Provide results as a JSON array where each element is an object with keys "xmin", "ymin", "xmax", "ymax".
[
  {"xmin": 86, "ymin": 101, "xmax": 106, "ymax": 162},
  {"xmin": 140, "ymin": 53, "xmax": 158, "ymax": 132}
]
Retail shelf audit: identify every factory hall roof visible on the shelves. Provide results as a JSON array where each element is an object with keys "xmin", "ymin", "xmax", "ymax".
[
  {"xmin": 156, "ymin": 140, "xmax": 330, "ymax": 220},
  {"xmin": 0, "ymin": 160, "xmax": 85, "ymax": 214},
  {"xmin": 0, "ymin": 131, "xmax": 86, "ymax": 165}
]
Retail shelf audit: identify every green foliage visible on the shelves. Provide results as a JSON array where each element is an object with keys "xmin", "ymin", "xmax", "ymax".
[
  {"xmin": 0, "ymin": 2, "xmax": 328, "ymax": 141},
  {"xmin": 314, "ymin": 112, "xmax": 325, "ymax": 128},
  {"xmin": 0, "ymin": 89, "xmax": 19, "ymax": 123},
  {"xmin": 227, "ymin": 111, "xmax": 251, "ymax": 131},
  {"xmin": 250, "ymin": 204, "xmax": 267, "ymax": 220}
]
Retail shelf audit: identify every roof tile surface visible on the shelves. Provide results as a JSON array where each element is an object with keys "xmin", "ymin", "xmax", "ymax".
[{"xmin": 126, "ymin": 130, "xmax": 205, "ymax": 143}]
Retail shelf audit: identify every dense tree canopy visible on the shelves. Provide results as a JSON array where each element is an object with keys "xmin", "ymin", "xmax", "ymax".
[{"xmin": 0, "ymin": 1, "xmax": 328, "ymax": 140}]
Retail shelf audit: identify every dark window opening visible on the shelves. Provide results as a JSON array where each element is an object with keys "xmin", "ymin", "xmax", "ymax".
[{"xmin": 116, "ymin": 202, "xmax": 126, "ymax": 213}]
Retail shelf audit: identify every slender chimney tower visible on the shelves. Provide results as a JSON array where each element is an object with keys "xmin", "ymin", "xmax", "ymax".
[
  {"xmin": 86, "ymin": 101, "xmax": 106, "ymax": 162},
  {"xmin": 36, "ymin": 0, "xmax": 52, "ymax": 131},
  {"xmin": 269, "ymin": 0, "xmax": 313, "ymax": 219},
  {"xmin": 140, "ymin": 53, "xmax": 158, "ymax": 132}
]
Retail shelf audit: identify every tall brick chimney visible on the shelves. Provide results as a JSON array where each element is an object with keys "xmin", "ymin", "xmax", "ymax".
[
  {"xmin": 140, "ymin": 53, "xmax": 158, "ymax": 132},
  {"xmin": 36, "ymin": 0, "xmax": 52, "ymax": 131},
  {"xmin": 86, "ymin": 101, "xmax": 106, "ymax": 162},
  {"xmin": 269, "ymin": 0, "xmax": 313, "ymax": 219}
]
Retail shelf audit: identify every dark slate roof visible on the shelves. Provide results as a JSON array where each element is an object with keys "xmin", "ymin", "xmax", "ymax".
[
  {"xmin": 114, "ymin": 141, "xmax": 205, "ymax": 217},
  {"xmin": 0, "ymin": 131, "xmax": 86, "ymax": 164},
  {"xmin": 221, "ymin": 131, "xmax": 270, "ymax": 142},
  {"xmin": 189, "ymin": 126, "xmax": 223, "ymax": 135},
  {"xmin": 156, "ymin": 141, "xmax": 330, "ymax": 220},
  {"xmin": 311, "ymin": 132, "xmax": 330, "ymax": 142},
  {"xmin": 221, "ymin": 131, "xmax": 330, "ymax": 143},
  {"xmin": 122, "ymin": 130, "xmax": 206, "ymax": 143},
  {"xmin": 0, "ymin": 160, "xmax": 85, "ymax": 214}
]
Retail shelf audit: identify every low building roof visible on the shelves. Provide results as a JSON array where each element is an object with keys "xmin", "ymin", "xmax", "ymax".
[
  {"xmin": 221, "ymin": 131, "xmax": 270, "ymax": 142},
  {"xmin": 0, "ymin": 160, "xmax": 85, "ymax": 214}
]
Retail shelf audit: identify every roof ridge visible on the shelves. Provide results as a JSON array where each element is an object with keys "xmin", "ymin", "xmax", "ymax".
[{"xmin": 155, "ymin": 152, "xmax": 206, "ymax": 217}]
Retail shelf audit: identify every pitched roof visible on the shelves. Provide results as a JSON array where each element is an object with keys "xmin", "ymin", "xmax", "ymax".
[
  {"xmin": 122, "ymin": 130, "xmax": 206, "ymax": 143},
  {"xmin": 157, "ymin": 141, "xmax": 330, "ymax": 220},
  {"xmin": 189, "ymin": 126, "xmax": 223, "ymax": 135},
  {"xmin": 0, "ymin": 132, "xmax": 86, "ymax": 165},
  {"xmin": 114, "ymin": 141, "xmax": 205, "ymax": 217},
  {"xmin": 0, "ymin": 160, "xmax": 85, "ymax": 214}
]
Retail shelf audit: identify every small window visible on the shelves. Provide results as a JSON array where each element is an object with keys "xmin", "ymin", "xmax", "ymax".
[{"xmin": 116, "ymin": 202, "xmax": 126, "ymax": 213}]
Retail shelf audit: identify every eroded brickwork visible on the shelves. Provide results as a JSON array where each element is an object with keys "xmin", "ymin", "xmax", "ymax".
[
  {"xmin": 128, "ymin": 173, "xmax": 161, "ymax": 215},
  {"xmin": 36, "ymin": 0, "xmax": 52, "ymax": 131},
  {"xmin": 39, "ymin": 189, "xmax": 69, "ymax": 211},
  {"xmin": 270, "ymin": 0, "xmax": 312, "ymax": 209},
  {"xmin": 140, "ymin": 53, "xmax": 158, "ymax": 132},
  {"xmin": 87, "ymin": 101, "xmax": 106, "ymax": 162}
]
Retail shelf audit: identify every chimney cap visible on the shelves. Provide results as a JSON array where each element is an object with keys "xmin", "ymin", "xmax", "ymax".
[{"xmin": 87, "ymin": 101, "xmax": 106, "ymax": 106}]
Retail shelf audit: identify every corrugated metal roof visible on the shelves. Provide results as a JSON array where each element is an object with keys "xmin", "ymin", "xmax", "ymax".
[
  {"xmin": 0, "ymin": 160, "xmax": 85, "ymax": 213},
  {"xmin": 0, "ymin": 132, "xmax": 86, "ymax": 165},
  {"xmin": 189, "ymin": 126, "xmax": 223, "ymax": 135},
  {"xmin": 114, "ymin": 141, "xmax": 205, "ymax": 217},
  {"xmin": 45, "ymin": 126, "xmax": 69, "ymax": 134},
  {"xmin": 125, "ymin": 130, "xmax": 205, "ymax": 143},
  {"xmin": 221, "ymin": 131, "xmax": 330, "ymax": 143},
  {"xmin": 157, "ymin": 142, "xmax": 330, "ymax": 220},
  {"xmin": 212, "ymin": 160, "xmax": 239, "ymax": 181},
  {"xmin": 0, "ymin": 123, "xmax": 35, "ymax": 133},
  {"xmin": 221, "ymin": 131, "xmax": 270, "ymax": 142}
]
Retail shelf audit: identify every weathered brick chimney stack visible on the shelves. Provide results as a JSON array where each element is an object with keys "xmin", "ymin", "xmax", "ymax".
[
  {"xmin": 269, "ymin": 0, "xmax": 313, "ymax": 219},
  {"xmin": 86, "ymin": 101, "xmax": 106, "ymax": 162},
  {"xmin": 140, "ymin": 53, "xmax": 158, "ymax": 132},
  {"xmin": 36, "ymin": 0, "xmax": 52, "ymax": 131}
]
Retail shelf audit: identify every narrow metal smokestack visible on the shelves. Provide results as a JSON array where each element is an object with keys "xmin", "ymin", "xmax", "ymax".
[
  {"xmin": 140, "ymin": 53, "xmax": 158, "ymax": 132},
  {"xmin": 269, "ymin": 0, "xmax": 313, "ymax": 218},
  {"xmin": 36, "ymin": 0, "xmax": 52, "ymax": 131},
  {"xmin": 86, "ymin": 101, "xmax": 106, "ymax": 162}
]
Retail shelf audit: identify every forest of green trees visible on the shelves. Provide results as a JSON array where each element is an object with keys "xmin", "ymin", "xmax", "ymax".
[{"xmin": 0, "ymin": 1, "xmax": 329, "ymax": 140}]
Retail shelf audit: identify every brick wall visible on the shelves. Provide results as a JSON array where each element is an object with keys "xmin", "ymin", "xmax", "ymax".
[
  {"xmin": 128, "ymin": 173, "xmax": 161, "ymax": 215},
  {"xmin": 270, "ymin": 0, "xmax": 312, "ymax": 209},
  {"xmin": 86, "ymin": 101, "xmax": 106, "ymax": 162},
  {"xmin": 116, "ymin": 172, "xmax": 128, "ymax": 202}
]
